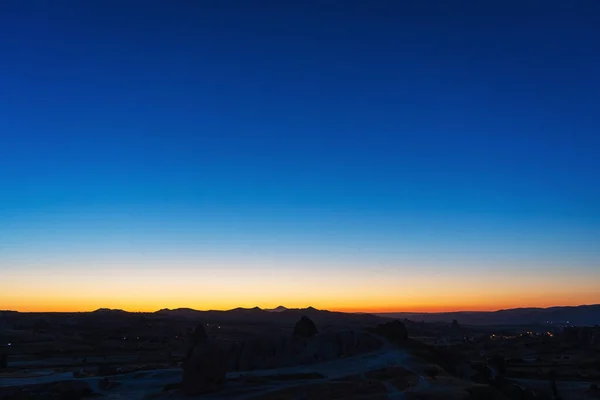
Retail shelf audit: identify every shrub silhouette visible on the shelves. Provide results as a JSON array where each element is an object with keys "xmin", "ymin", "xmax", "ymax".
[{"xmin": 293, "ymin": 316, "xmax": 318, "ymax": 338}]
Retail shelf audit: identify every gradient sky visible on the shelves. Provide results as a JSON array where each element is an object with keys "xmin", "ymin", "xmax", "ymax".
[{"xmin": 1, "ymin": 1, "xmax": 599, "ymax": 313}]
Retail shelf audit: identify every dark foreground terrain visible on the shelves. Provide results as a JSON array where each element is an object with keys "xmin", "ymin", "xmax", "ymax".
[{"xmin": 1, "ymin": 306, "xmax": 599, "ymax": 399}]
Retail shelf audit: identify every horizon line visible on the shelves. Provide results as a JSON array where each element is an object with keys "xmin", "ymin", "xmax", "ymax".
[{"xmin": 2, "ymin": 303, "xmax": 598, "ymax": 314}]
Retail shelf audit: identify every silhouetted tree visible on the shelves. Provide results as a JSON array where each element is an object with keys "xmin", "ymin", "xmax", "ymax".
[{"xmin": 293, "ymin": 316, "xmax": 318, "ymax": 338}]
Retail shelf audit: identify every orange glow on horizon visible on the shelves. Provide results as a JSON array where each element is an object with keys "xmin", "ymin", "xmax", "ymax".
[
  {"xmin": 4, "ymin": 297, "xmax": 599, "ymax": 314},
  {"xmin": 2, "ymin": 259, "xmax": 599, "ymax": 314}
]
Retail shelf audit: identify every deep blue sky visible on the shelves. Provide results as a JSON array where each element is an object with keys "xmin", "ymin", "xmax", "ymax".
[{"xmin": 1, "ymin": 1, "xmax": 599, "ymax": 311}]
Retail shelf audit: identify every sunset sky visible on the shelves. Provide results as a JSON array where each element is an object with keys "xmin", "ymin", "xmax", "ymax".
[{"xmin": 1, "ymin": 1, "xmax": 599, "ymax": 313}]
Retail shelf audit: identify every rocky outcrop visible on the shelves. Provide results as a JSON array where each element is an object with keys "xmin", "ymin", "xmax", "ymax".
[
  {"xmin": 450, "ymin": 319, "xmax": 463, "ymax": 335},
  {"xmin": 293, "ymin": 316, "xmax": 318, "ymax": 338},
  {"xmin": 225, "ymin": 330, "xmax": 383, "ymax": 371},
  {"xmin": 180, "ymin": 323, "xmax": 227, "ymax": 395},
  {"xmin": 374, "ymin": 320, "xmax": 409, "ymax": 342}
]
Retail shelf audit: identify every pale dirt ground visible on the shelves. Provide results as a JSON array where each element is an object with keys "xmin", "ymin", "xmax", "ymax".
[{"xmin": 1, "ymin": 341, "xmax": 436, "ymax": 400}]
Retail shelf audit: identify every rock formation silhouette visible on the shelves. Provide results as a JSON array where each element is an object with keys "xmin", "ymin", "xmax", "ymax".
[
  {"xmin": 293, "ymin": 316, "xmax": 318, "ymax": 338},
  {"xmin": 374, "ymin": 320, "xmax": 409, "ymax": 342},
  {"xmin": 222, "ymin": 329, "xmax": 383, "ymax": 371},
  {"xmin": 450, "ymin": 319, "xmax": 463, "ymax": 334},
  {"xmin": 180, "ymin": 322, "xmax": 227, "ymax": 395}
]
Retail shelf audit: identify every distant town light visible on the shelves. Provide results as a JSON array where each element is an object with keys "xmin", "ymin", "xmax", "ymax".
[{"xmin": 7, "ymin": 343, "xmax": 11, "ymax": 346}]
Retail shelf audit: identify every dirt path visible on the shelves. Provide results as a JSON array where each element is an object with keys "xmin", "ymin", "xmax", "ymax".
[{"xmin": 1, "ymin": 341, "xmax": 427, "ymax": 400}]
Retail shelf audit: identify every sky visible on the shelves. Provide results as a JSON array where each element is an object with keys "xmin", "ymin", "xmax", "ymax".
[{"xmin": 1, "ymin": 1, "xmax": 599, "ymax": 313}]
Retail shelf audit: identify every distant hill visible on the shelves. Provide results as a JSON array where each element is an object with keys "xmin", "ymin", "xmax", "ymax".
[
  {"xmin": 93, "ymin": 308, "xmax": 126, "ymax": 314},
  {"xmin": 377, "ymin": 304, "xmax": 600, "ymax": 326},
  {"xmin": 154, "ymin": 306, "xmax": 387, "ymax": 326},
  {"xmin": 6, "ymin": 304, "xmax": 599, "ymax": 327},
  {"xmin": 264, "ymin": 306, "xmax": 288, "ymax": 312}
]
